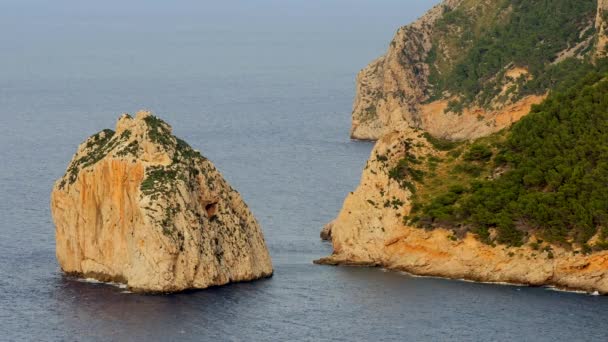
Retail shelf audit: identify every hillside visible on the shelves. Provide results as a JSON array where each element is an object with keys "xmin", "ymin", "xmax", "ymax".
[
  {"xmin": 410, "ymin": 70, "xmax": 608, "ymax": 249},
  {"xmin": 317, "ymin": 73, "xmax": 608, "ymax": 293},
  {"xmin": 318, "ymin": 0, "xmax": 608, "ymax": 293},
  {"xmin": 351, "ymin": 0, "xmax": 608, "ymax": 140}
]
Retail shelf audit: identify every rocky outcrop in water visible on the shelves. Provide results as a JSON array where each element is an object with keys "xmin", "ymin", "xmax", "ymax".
[
  {"xmin": 597, "ymin": 0, "xmax": 608, "ymax": 58},
  {"xmin": 51, "ymin": 111, "xmax": 273, "ymax": 292}
]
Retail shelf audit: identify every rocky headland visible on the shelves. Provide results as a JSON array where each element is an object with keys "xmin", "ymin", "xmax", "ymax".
[
  {"xmin": 316, "ymin": 128, "xmax": 608, "ymax": 293},
  {"xmin": 318, "ymin": 0, "xmax": 608, "ymax": 294},
  {"xmin": 350, "ymin": 0, "xmax": 608, "ymax": 141}
]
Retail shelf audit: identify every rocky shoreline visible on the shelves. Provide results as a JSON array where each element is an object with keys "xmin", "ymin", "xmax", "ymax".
[
  {"xmin": 315, "ymin": 258, "xmax": 604, "ymax": 295},
  {"xmin": 315, "ymin": 234, "xmax": 608, "ymax": 295},
  {"xmin": 65, "ymin": 270, "xmax": 273, "ymax": 294},
  {"xmin": 316, "ymin": 127, "xmax": 608, "ymax": 295}
]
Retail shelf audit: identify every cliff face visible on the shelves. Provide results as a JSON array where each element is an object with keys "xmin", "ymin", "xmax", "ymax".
[
  {"xmin": 317, "ymin": 129, "xmax": 608, "ymax": 293},
  {"xmin": 51, "ymin": 111, "xmax": 272, "ymax": 292},
  {"xmin": 351, "ymin": 0, "xmax": 459, "ymax": 140},
  {"xmin": 597, "ymin": 0, "xmax": 608, "ymax": 58},
  {"xmin": 351, "ymin": 0, "xmax": 600, "ymax": 141}
]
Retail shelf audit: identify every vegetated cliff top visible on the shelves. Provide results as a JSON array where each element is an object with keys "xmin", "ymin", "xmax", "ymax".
[
  {"xmin": 320, "ymin": 1, "xmax": 608, "ymax": 293},
  {"xmin": 425, "ymin": 0, "xmax": 600, "ymax": 109},
  {"xmin": 400, "ymin": 70, "xmax": 608, "ymax": 249},
  {"xmin": 351, "ymin": 0, "xmax": 608, "ymax": 140},
  {"xmin": 58, "ymin": 111, "xmax": 207, "ymax": 193},
  {"xmin": 349, "ymin": 0, "xmax": 608, "ymax": 247}
]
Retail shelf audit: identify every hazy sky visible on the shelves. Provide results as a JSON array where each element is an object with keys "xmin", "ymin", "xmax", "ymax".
[
  {"xmin": 1, "ymin": 0, "xmax": 438, "ymax": 19},
  {"xmin": 0, "ymin": 0, "xmax": 440, "ymax": 81}
]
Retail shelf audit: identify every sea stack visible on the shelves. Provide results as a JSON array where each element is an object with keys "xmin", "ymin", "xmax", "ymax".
[{"xmin": 51, "ymin": 111, "xmax": 273, "ymax": 292}]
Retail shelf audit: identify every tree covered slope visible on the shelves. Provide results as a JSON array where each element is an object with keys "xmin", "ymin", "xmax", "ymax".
[
  {"xmin": 350, "ymin": 0, "xmax": 608, "ymax": 140},
  {"xmin": 427, "ymin": 0, "xmax": 598, "ymax": 110},
  {"xmin": 408, "ymin": 69, "xmax": 608, "ymax": 249}
]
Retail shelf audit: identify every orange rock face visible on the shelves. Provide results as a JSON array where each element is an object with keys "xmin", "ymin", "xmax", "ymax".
[
  {"xmin": 418, "ymin": 94, "xmax": 546, "ymax": 141},
  {"xmin": 51, "ymin": 111, "xmax": 273, "ymax": 292},
  {"xmin": 317, "ymin": 129, "xmax": 608, "ymax": 294},
  {"xmin": 350, "ymin": 0, "xmax": 606, "ymax": 141}
]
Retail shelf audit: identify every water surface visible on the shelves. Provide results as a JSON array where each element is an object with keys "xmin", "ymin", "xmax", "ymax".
[{"xmin": 1, "ymin": 1, "xmax": 608, "ymax": 340}]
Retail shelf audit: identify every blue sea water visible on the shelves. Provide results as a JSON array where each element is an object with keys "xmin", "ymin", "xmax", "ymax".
[{"xmin": 1, "ymin": 0, "xmax": 608, "ymax": 340}]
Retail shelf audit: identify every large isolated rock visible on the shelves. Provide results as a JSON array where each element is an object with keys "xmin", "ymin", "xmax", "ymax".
[{"xmin": 51, "ymin": 111, "xmax": 273, "ymax": 292}]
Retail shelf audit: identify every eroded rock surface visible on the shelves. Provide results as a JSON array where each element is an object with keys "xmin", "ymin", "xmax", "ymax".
[
  {"xmin": 351, "ymin": 0, "xmax": 603, "ymax": 141},
  {"xmin": 317, "ymin": 129, "xmax": 608, "ymax": 294},
  {"xmin": 351, "ymin": 1, "xmax": 461, "ymax": 140},
  {"xmin": 51, "ymin": 111, "xmax": 273, "ymax": 292}
]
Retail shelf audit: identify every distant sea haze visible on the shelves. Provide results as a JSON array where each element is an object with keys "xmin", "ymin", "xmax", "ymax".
[{"xmin": 1, "ymin": 0, "xmax": 608, "ymax": 341}]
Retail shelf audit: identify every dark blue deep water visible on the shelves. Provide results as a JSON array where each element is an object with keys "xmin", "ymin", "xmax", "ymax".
[{"xmin": 1, "ymin": 1, "xmax": 608, "ymax": 341}]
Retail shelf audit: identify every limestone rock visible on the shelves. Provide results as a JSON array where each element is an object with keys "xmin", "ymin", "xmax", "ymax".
[
  {"xmin": 320, "ymin": 221, "xmax": 333, "ymax": 241},
  {"xmin": 596, "ymin": 0, "xmax": 608, "ymax": 59},
  {"xmin": 351, "ymin": 0, "xmax": 604, "ymax": 141},
  {"xmin": 351, "ymin": 1, "xmax": 459, "ymax": 140},
  {"xmin": 317, "ymin": 129, "xmax": 608, "ymax": 294},
  {"xmin": 51, "ymin": 111, "xmax": 273, "ymax": 292}
]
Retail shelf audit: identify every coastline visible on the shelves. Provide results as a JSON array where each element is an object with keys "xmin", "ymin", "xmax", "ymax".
[
  {"xmin": 317, "ymin": 127, "xmax": 608, "ymax": 297},
  {"xmin": 65, "ymin": 270, "xmax": 274, "ymax": 294},
  {"xmin": 315, "ymin": 250, "xmax": 608, "ymax": 296}
]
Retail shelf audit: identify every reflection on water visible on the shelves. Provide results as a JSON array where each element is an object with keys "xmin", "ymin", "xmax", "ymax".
[{"xmin": 40, "ymin": 263, "xmax": 608, "ymax": 341}]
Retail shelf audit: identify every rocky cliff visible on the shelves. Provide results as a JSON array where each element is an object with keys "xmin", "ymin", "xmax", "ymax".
[
  {"xmin": 51, "ymin": 111, "xmax": 273, "ymax": 292},
  {"xmin": 597, "ymin": 0, "xmax": 608, "ymax": 58},
  {"xmin": 321, "ymin": 0, "xmax": 608, "ymax": 294},
  {"xmin": 351, "ymin": 0, "xmax": 600, "ymax": 141},
  {"xmin": 316, "ymin": 128, "xmax": 608, "ymax": 293},
  {"xmin": 351, "ymin": 0, "xmax": 460, "ymax": 140}
]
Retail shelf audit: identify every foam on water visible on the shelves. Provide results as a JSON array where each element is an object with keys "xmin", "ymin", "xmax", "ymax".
[
  {"xmin": 545, "ymin": 286, "xmax": 600, "ymax": 296},
  {"xmin": 76, "ymin": 277, "xmax": 128, "ymax": 289}
]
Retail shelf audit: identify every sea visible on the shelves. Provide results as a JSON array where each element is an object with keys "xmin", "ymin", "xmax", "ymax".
[{"xmin": 1, "ymin": 0, "xmax": 607, "ymax": 340}]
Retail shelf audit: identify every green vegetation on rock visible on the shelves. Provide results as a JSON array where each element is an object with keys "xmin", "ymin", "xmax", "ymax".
[
  {"xmin": 388, "ymin": 141, "xmax": 426, "ymax": 193},
  {"xmin": 140, "ymin": 167, "xmax": 178, "ymax": 196},
  {"xmin": 427, "ymin": 0, "xmax": 598, "ymax": 109},
  {"xmin": 138, "ymin": 115, "xmax": 208, "ymax": 198},
  {"xmin": 422, "ymin": 132, "xmax": 462, "ymax": 151},
  {"xmin": 60, "ymin": 129, "xmax": 117, "ymax": 188},
  {"xmin": 410, "ymin": 71, "xmax": 608, "ymax": 248},
  {"xmin": 144, "ymin": 115, "xmax": 173, "ymax": 148}
]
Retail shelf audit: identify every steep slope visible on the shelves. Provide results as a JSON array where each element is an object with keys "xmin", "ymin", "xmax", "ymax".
[
  {"xmin": 319, "ymin": 69, "xmax": 608, "ymax": 294},
  {"xmin": 51, "ymin": 111, "xmax": 273, "ymax": 292},
  {"xmin": 351, "ymin": 0, "xmax": 602, "ymax": 140},
  {"xmin": 320, "ymin": 0, "xmax": 608, "ymax": 293}
]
